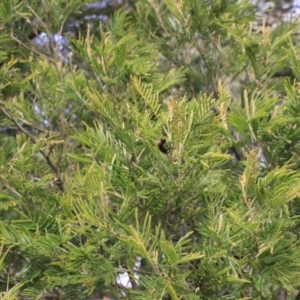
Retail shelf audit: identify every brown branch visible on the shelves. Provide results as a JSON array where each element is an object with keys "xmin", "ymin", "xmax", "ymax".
[
  {"xmin": 128, "ymin": 270, "xmax": 138, "ymax": 290},
  {"xmin": 0, "ymin": 103, "xmax": 64, "ymax": 191},
  {"xmin": 278, "ymin": 289, "xmax": 287, "ymax": 300}
]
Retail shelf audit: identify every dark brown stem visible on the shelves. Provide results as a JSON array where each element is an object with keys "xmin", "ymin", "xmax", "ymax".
[{"xmin": 128, "ymin": 270, "xmax": 138, "ymax": 290}]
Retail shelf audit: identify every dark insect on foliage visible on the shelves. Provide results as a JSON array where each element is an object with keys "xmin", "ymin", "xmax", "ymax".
[{"xmin": 157, "ymin": 138, "xmax": 168, "ymax": 154}]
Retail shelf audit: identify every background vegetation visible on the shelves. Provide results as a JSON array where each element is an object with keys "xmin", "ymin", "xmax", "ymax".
[{"xmin": 1, "ymin": 0, "xmax": 300, "ymax": 299}]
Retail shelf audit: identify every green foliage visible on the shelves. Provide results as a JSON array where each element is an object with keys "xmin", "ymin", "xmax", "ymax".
[{"xmin": 1, "ymin": 0, "xmax": 300, "ymax": 299}]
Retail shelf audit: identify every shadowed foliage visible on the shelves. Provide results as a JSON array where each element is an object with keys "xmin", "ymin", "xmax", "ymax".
[{"xmin": 1, "ymin": 0, "xmax": 300, "ymax": 299}]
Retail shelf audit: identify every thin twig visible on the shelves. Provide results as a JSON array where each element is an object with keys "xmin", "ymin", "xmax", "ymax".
[
  {"xmin": 0, "ymin": 103, "xmax": 64, "ymax": 191},
  {"xmin": 23, "ymin": 4, "xmax": 68, "ymax": 177},
  {"xmin": 10, "ymin": 33, "xmax": 53, "ymax": 62}
]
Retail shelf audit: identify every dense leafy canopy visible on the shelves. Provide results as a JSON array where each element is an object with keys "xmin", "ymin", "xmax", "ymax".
[{"xmin": 1, "ymin": 0, "xmax": 300, "ymax": 299}]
